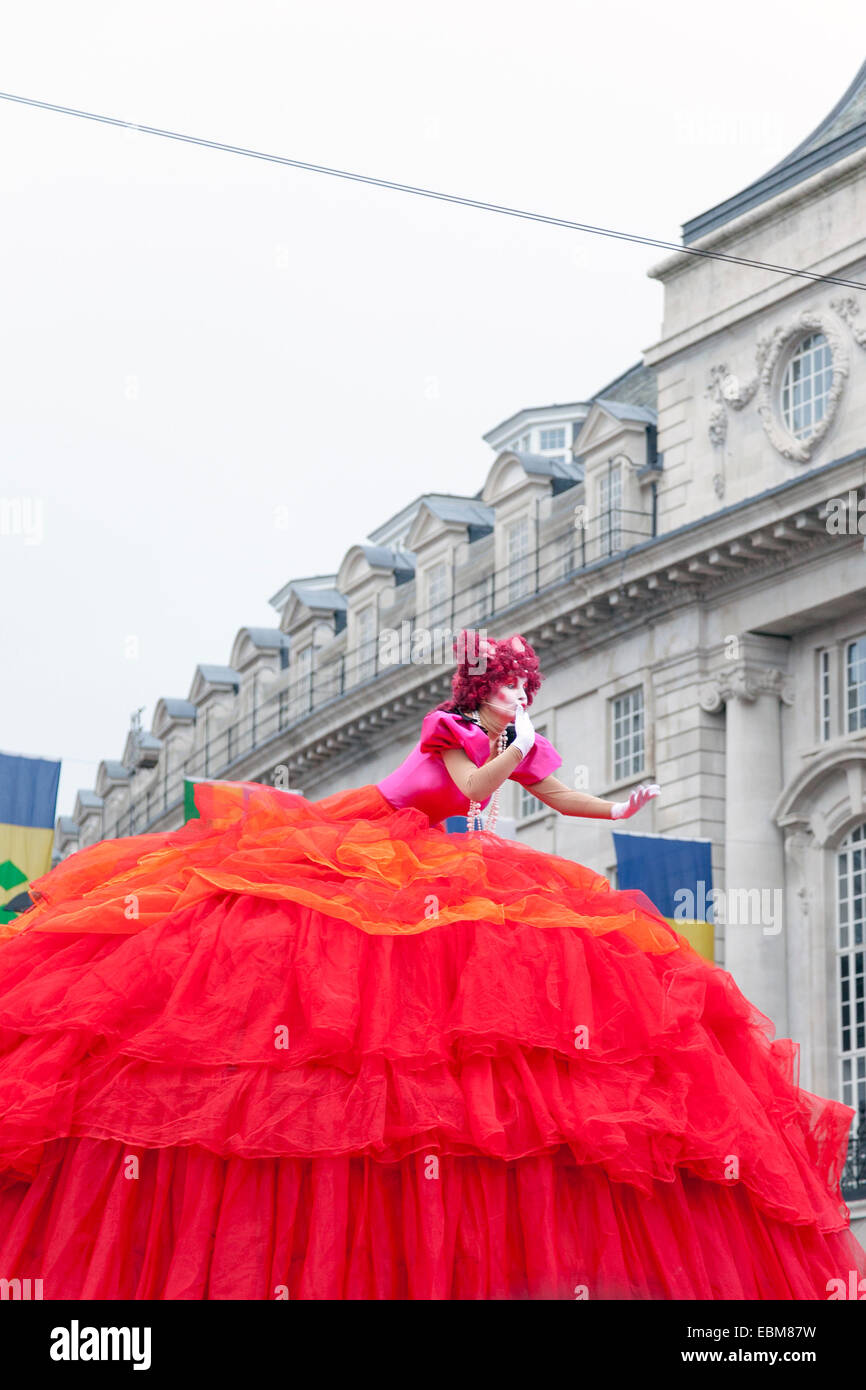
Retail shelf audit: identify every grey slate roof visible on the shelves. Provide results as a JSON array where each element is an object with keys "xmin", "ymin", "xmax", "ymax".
[
  {"xmin": 420, "ymin": 496, "xmax": 495, "ymax": 528},
  {"xmin": 76, "ymin": 791, "xmax": 104, "ymax": 809},
  {"xmin": 515, "ymin": 454, "xmax": 585, "ymax": 483},
  {"xmin": 367, "ymin": 492, "xmax": 496, "ymax": 547},
  {"xmin": 57, "ymin": 816, "xmax": 80, "ymax": 834},
  {"xmin": 241, "ymin": 627, "xmax": 291, "ymax": 648},
  {"xmin": 195, "ymin": 665, "xmax": 242, "ymax": 687},
  {"xmin": 485, "ymin": 362, "xmax": 658, "ymax": 448},
  {"xmin": 588, "ymin": 360, "xmax": 658, "ymax": 412},
  {"xmin": 592, "ymin": 399, "xmax": 658, "ymax": 425},
  {"xmin": 361, "ymin": 545, "xmax": 416, "ymax": 573},
  {"xmin": 268, "ymin": 573, "xmax": 339, "ymax": 612},
  {"xmin": 100, "ymin": 760, "xmax": 130, "ymax": 779},
  {"xmin": 287, "ymin": 584, "xmax": 348, "ymax": 612},
  {"xmin": 683, "ymin": 57, "xmax": 866, "ymax": 243},
  {"xmin": 159, "ymin": 698, "xmax": 197, "ymax": 721}
]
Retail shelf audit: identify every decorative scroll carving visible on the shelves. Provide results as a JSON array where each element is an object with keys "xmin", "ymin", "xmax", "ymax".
[
  {"xmin": 784, "ymin": 828, "xmax": 816, "ymax": 855},
  {"xmin": 830, "ymin": 295, "xmax": 866, "ymax": 349},
  {"xmin": 699, "ymin": 665, "xmax": 795, "ymax": 712},
  {"xmin": 698, "ymin": 680, "xmax": 726, "ymax": 713},
  {"xmin": 705, "ymin": 363, "xmax": 761, "ymax": 448},
  {"xmin": 784, "ymin": 829, "xmax": 816, "ymax": 925},
  {"xmin": 707, "ymin": 402, "xmax": 727, "ymax": 448}
]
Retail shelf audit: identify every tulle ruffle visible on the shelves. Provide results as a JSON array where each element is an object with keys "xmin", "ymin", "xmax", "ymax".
[
  {"xmin": 0, "ymin": 780, "xmax": 863, "ymax": 1298},
  {"xmin": 2, "ymin": 1139, "xmax": 864, "ymax": 1300},
  {"xmin": 6, "ymin": 781, "xmax": 688, "ymax": 951}
]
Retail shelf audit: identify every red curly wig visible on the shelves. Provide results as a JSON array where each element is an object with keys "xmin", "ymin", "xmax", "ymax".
[{"xmin": 434, "ymin": 629, "xmax": 543, "ymax": 715}]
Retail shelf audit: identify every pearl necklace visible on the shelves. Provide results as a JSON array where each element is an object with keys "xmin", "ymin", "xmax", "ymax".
[{"xmin": 462, "ymin": 710, "xmax": 509, "ymax": 834}]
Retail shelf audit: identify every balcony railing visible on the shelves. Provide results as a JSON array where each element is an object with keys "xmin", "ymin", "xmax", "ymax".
[
  {"xmin": 102, "ymin": 506, "xmax": 653, "ymax": 839},
  {"xmin": 841, "ymin": 1104, "xmax": 866, "ymax": 1204}
]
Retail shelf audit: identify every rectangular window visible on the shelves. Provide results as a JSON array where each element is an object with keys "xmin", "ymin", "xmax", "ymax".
[
  {"xmin": 540, "ymin": 427, "xmax": 566, "ymax": 451},
  {"xmin": 612, "ymin": 686, "xmax": 645, "ymax": 782},
  {"xmin": 598, "ymin": 462, "xmax": 623, "ymax": 558},
  {"xmin": 426, "ymin": 560, "xmax": 449, "ymax": 626},
  {"xmin": 518, "ymin": 726, "xmax": 547, "ymax": 819},
  {"xmin": 506, "ymin": 515, "xmax": 532, "ymax": 604},
  {"xmin": 837, "ymin": 826, "xmax": 866, "ymax": 1162},
  {"xmin": 820, "ymin": 648, "xmax": 831, "ymax": 741},
  {"xmin": 316, "ymin": 661, "xmax": 342, "ymax": 702},
  {"xmin": 356, "ymin": 606, "xmax": 377, "ymax": 682},
  {"xmin": 846, "ymin": 637, "xmax": 866, "ymax": 733},
  {"xmin": 548, "ymin": 527, "xmax": 574, "ymax": 584},
  {"xmin": 462, "ymin": 572, "xmax": 492, "ymax": 625},
  {"xmin": 294, "ymin": 645, "xmax": 313, "ymax": 715}
]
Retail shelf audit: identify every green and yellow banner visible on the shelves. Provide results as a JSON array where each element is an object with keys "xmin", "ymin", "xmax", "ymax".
[{"xmin": 0, "ymin": 752, "xmax": 62, "ymax": 925}]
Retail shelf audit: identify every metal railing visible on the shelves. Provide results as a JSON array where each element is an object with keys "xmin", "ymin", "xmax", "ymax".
[
  {"xmin": 841, "ymin": 1104, "xmax": 866, "ymax": 1203},
  {"xmin": 102, "ymin": 506, "xmax": 654, "ymax": 839}
]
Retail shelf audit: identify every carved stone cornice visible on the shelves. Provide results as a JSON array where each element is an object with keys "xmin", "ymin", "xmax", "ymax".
[{"xmin": 699, "ymin": 665, "xmax": 795, "ymax": 712}]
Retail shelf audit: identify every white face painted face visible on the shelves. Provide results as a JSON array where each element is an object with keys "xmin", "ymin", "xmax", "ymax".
[{"xmin": 487, "ymin": 677, "xmax": 528, "ymax": 720}]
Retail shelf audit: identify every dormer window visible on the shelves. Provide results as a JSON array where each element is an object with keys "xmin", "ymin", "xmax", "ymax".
[
  {"xmin": 506, "ymin": 515, "xmax": 532, "ymax": 603},
  {"xmin": 597, "ymin": 461, "xmax": 623, "ymax": 558},
  {"xmin": 425, "ymin": 560, "xmax": 450, "ymax": 627},
  {"xmin": 356, "ymin": 604, "xmax": 376, "ymax": 682},
  {"xmin": 781, "ymin": 332, "xmax": 832, "ymax": 441},
  {"xmin": 294, "ymin": 644, "xmax": 313, "ymax": 715},
  {"xmin": 540, "ymin": 427, "xmax": 566, "ymax": 451}
]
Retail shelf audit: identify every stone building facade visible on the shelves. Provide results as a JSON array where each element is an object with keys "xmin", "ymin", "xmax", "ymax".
[{"xmin": 58, "ymin": 60, "xmax": 866, "ymax": 1229}]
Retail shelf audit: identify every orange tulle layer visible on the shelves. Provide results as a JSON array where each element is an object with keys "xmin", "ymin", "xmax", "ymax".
[
  {"xmin": 0, "ymin": 780, "xmax": 863, "ymax": 1299},
  {"xmin": 7, "ymin": 781, "xmax": 696, "ymax": 953}
]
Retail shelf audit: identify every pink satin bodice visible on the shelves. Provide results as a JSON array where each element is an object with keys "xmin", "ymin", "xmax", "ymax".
[{"xmin": 376, "ymin": 709, "xmax": 563, "ymax": 826}]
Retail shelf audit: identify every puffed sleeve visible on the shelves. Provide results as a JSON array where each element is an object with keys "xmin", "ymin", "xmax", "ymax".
[
  {"xmin": 508, "ymin": 733, "xmax": 563, "ymax": 787},
  {"xmin": 419, "ymin": 710, "xmax": 487, "ymax": 763}
]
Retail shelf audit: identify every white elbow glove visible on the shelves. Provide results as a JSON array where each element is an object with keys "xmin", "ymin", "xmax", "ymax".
[
  {"xmin": 512, "ymin": 705, "xmax": 536, "ymax": 758},
  {"xmin": 610, "ymin": 783, "xmax": 660, "ymax": 819}
]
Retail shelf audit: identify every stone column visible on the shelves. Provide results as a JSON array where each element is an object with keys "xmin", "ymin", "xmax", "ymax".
[
  {"xmin": 782, "ymin": 828, "xmax": 820, "ymax": 1091},
  {"xmin": 699, "ymin": 655, "xmax": 794, "ymax": 1032}
]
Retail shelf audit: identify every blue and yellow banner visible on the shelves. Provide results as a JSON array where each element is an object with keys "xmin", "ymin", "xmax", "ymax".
[
  {"xmin": 0, "ymin": 752, "xmax": 62, "ymax": 924},
  {"xmin": 612, "ymin": 831, "xmax": 715, "ymax": 962}
]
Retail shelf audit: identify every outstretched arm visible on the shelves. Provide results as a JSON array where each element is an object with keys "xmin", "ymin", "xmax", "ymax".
[{"xmin": 519, "ymin": 775, "xmax": 659, "ymax": 820}]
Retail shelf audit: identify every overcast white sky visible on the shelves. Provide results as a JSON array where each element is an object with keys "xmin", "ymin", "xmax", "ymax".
[{"xmin": 0, "ymin": 0, "xmax": 862, "ymax": 817}]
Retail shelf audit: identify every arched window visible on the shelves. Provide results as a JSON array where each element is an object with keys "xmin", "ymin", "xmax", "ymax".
[
  {"xmin": 837, "ymin": 824, "xmax": 865, "ymax": 1122},
  {"xmin": 781, "ymin": 332, "xmax": 833, "ymax": 441}
]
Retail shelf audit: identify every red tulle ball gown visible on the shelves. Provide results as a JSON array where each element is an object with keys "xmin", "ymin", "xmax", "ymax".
[{"xmin": 0, "ymin": 707, "xmax": 864, "ymax": 1300}]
